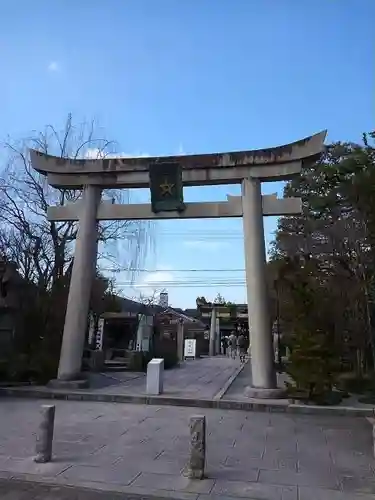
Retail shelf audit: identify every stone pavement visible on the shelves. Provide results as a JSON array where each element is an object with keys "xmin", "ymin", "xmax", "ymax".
[
  {"xmin": 0, "ymin": 399, "xmax": 374, "ymax": 499},
  {"xmin": 88, "ymin": 356, "xmax": 242, "ymax": 399}
]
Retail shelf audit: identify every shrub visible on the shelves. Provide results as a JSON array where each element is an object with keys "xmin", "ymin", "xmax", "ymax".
[
  {"xmin": 0, "ymin": 360, "xmax": 9, "ymax": 382},
  {"xmin": 162, "ymin": 350, "xmax": 178, "ymax": 369},
  {"xmin": 286, "ymin": 328, "xmax": 341, "ymax": 404},
  {"xmin": 336, "ymin": 372, "xmax": 374, "ymax": 394}
]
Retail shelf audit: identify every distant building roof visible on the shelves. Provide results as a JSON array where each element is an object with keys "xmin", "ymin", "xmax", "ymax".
[
  {"xmin": 183, "ymin": 308, "xmax": 200, "ymax": 318},
  {"xmin": 116, "ymin": 297, "xmax": 201, "ymax": 322},
  {"xmin": 157, "ymin": 307, "xmax": 206, "ymax": 328},
  {"xmin": 116, "ymin": 296, "xmax": 164, "ymax": 316}
]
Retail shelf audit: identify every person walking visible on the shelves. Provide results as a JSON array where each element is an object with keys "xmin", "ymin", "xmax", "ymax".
[
  {"xmin": 228, "ymin": 331, "xmax": 237, "ymax": 359},
  {"xmin": 237, "ymin": 332, "xmax": 246, "ymax": 363},
  {"xmin": 221, "ymin": 336, "xmax": 228, "ymax": 356}
]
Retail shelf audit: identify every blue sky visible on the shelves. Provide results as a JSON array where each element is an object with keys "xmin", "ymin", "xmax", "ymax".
[{"xmin": 1, "ymin": 0, "xmax": 374, "ymax": 308}]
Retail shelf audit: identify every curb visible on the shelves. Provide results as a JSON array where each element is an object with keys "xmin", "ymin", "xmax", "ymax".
[
  {"xmin": 0, "ymin": 386, "xmax": 374, "ymax": 417},
  {"xmin": 0, "ymin": 474, "xmax": 199, "ymax": 500},
  {"xmin": 366, "ymin": 416, "xmax": 375, "ymax": 458},
  {"xmin": 213, "ymin": 362, "xmax": 246, "ymax": 401}
]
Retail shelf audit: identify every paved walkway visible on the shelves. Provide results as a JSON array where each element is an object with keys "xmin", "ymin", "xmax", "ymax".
[
  {"xmin": 0, "ymin": 399, "xmax": 374, "ymax": 499},
  {"xmin": 87, "ymin": 356, "xmax": 241, "ymax": 399},
  {"xmin": 2, "ymin": 358, "xmax": 375, "ymax": 418}
]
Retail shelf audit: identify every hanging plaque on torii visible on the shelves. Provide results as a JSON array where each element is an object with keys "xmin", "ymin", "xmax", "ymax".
[{"xmin": 149, "ymin": 161, "xmax": 185, "ymax": 213}]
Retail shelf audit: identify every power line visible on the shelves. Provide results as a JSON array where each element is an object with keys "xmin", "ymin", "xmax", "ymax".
[
  {"xmin": 158, "ymin": 233, "xmax": 243, "ymax": 236},
  {"xmin": 159, "ymin": 236, "xmax": 243, "ymax": 239},
  {"xmin": 162, "ymin": 236, "xmax": 243, "ymax": 240},
  {"xmin": 116, "ymin": 282, "xmax": 246, "ymax": 290},
  {"xmin": 120, "ymin": 229, "xmax": 243, "ymax": 233},
  {"xmin": 115, "ymin": 280, "xmax": 247, "ymax": 287},
  {"xmin": 102, "ymin": 268, "xmax": 246, "ymax": 273},
  {"xmin": 117, "ymin": 279, "xmax": 246, "ymax": 283},
  {"xmin": 122, "ymin": 230, "xmax": 244, "ymax": 233},
  {"xmin": 117, "ymin": 232, "xmax": 244, "ymax": 238}
]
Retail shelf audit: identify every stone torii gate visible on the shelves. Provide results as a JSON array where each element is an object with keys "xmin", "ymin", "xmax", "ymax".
[{"xmin": 30, "ymin": 131, "xmax": 326, "ymax": 396}]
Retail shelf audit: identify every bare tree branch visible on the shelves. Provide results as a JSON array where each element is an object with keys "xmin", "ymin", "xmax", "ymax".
[{"xmin": 0, "ymin": 114, "xmax": 154, "ymax": 290}]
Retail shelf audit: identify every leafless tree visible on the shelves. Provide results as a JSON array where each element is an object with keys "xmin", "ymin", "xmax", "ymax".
[
  {"xmin": 0, "ymin": 114, "xmax": 154, "ymax": 289},
  {"xmin": 133, "ymin": 288, "xmax": 167, "ymax": 308}
]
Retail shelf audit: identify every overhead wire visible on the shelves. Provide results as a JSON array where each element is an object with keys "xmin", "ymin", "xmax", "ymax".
[
  {"xmin": 117, "ymin": 231, "xmax": 244, "ymax": 239},
  {"xmin": 117, "ymin": 284, "xmax": 247, "ymax": 288},
  {"xmin": 114, "ymin": 276, "xmax": 247, "ymax": 288},
  {"xmin": 101, "ymin": 268, "xmax": 245, "ymax": 272},
  {"xmin": 101, "ymin": 228, "xmax": 248, "ymax": 288}
]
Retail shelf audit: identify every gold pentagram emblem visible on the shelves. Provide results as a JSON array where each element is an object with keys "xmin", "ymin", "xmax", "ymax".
[{"xmin": 160, "ymin": 178, "xmax": 175, "ymax": 196}]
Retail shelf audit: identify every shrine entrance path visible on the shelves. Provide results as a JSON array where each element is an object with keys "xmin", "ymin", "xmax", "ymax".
[
  {"xmin": 2, "ymin": 357, "xmax": 375, "ymax": 417},
  {"xmin": 87, "ymin": 356, "xmax": 242, "ymax": 399},
  {"xmin": 0, "ymin": 357, "xmax": 243, "ymax": 403}
]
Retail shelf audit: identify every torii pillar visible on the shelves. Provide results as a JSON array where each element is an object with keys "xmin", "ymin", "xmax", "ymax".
[
  {"xmin": 51, "ymin": 185, "xmax": 102, "ymax": 387},
  {"xmin": 242, "ymin": 177, "xmax": 277, "ymax": 395}
]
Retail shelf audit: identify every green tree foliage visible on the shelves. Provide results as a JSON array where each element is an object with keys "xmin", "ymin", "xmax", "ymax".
[
  {"xmin": 270, "ymin": 132, "xmax": 375, "ymax": 398},
  {"xmin": 195, "ymin": 293, "xmax": 234, "ymax": 306},
  {"xmin": 214, "ymin": 293, "xmax": 227, "ymax": 305},
  {"xmin": 196, "ymin": 296, "xmax": 208, "ymax": 306},
  {"xmin": 286, "ymin": 327, "xmax": 341, "ymax": 403}
]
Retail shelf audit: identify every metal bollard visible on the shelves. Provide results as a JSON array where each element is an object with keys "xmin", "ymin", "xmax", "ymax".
[
  {"xmin": 187, "ymin": 415, "xmax": 206, "ymax": 479},
  {"xmin": 34, "ymin": 405, "xmax": 55, "ymax": 463}
]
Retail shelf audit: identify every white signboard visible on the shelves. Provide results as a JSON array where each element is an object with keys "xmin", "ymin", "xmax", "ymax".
[{"xmin": 184, "ymin": 339, "xmax": 196, "ymax": 359}]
